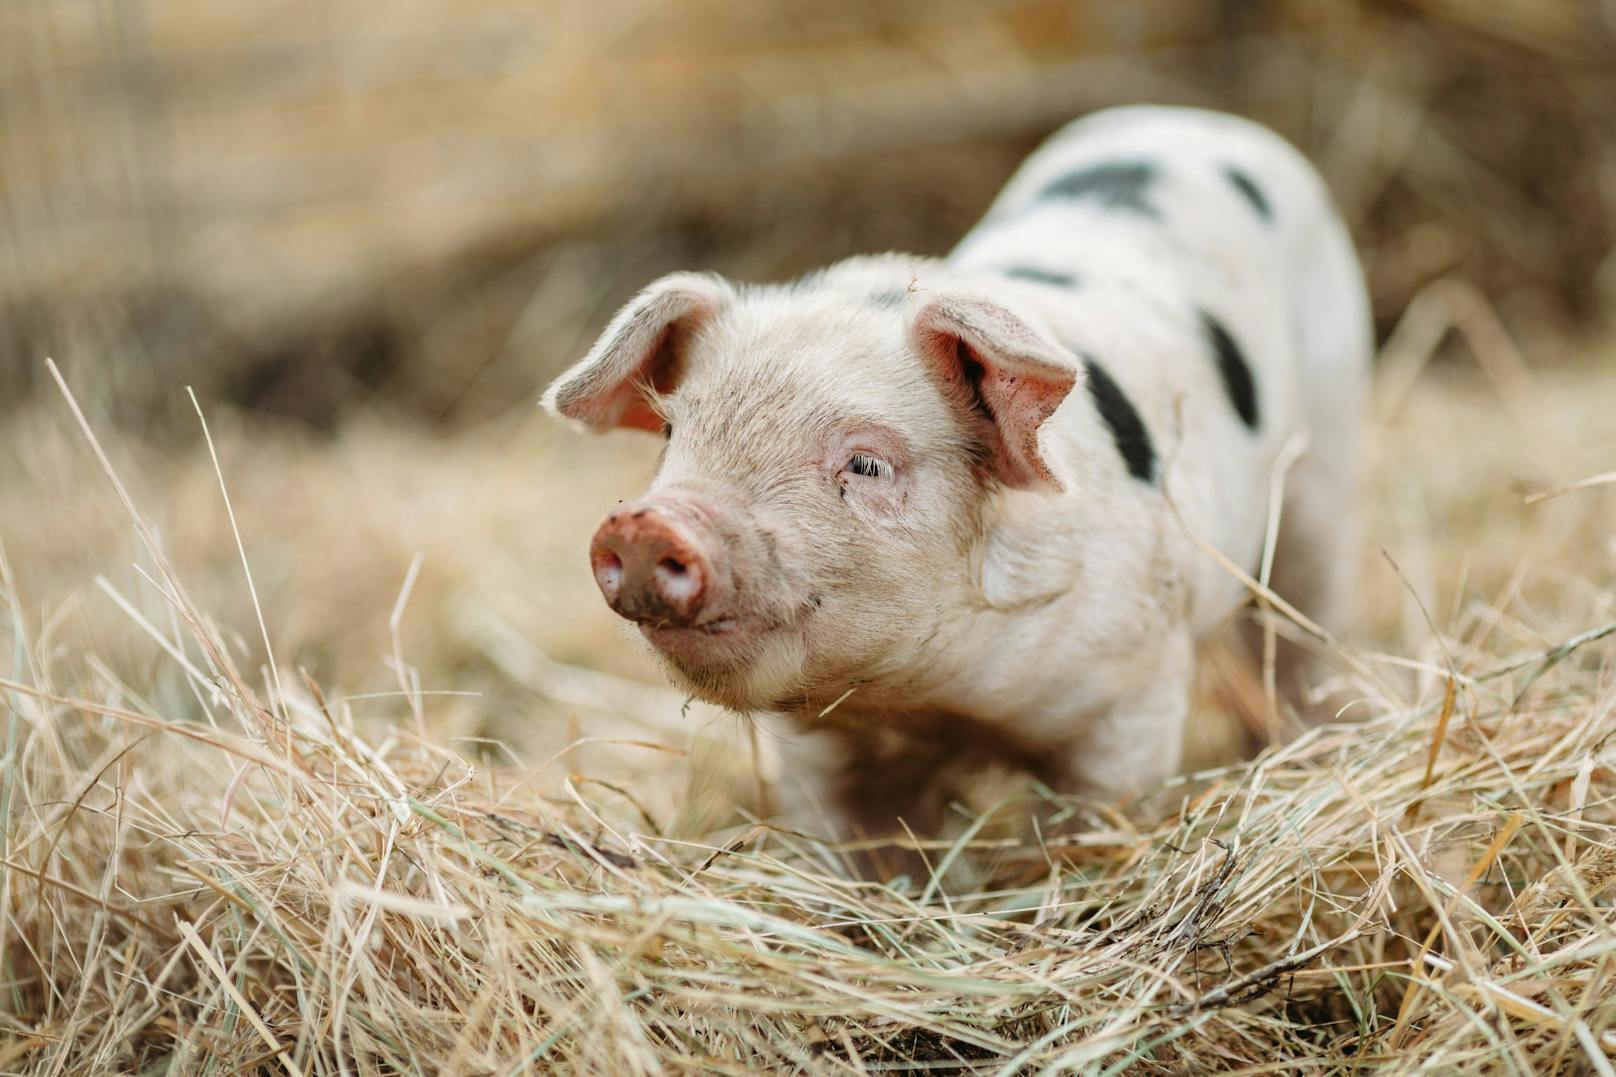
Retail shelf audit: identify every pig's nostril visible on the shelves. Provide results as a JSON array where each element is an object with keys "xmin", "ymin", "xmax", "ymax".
[
  {"xmin": 655, "ymin": 556, "xmax": 701, "ymax": 603},
  {"xmin": 594, "ymin": 552, "xmax": 623, "ymax": 597}
]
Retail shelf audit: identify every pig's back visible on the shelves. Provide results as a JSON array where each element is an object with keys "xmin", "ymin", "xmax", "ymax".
[{"xmin": 948, "ymin": 106, "xmax": 1370, "ymax": 629}]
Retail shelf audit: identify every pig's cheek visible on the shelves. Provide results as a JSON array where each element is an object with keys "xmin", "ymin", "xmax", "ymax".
[{"xmin": 837, "ymin": 479, "xmax": 908, "ymax": 524}]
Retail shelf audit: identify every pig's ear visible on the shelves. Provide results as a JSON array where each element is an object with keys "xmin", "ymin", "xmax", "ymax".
[
  {"xmin": 909, "ymin": 293, "xmax": 1081, "ymax": 491},
  {"xmin": 542, "ymin": 272, "xmax": 733, "ymax": 432}
]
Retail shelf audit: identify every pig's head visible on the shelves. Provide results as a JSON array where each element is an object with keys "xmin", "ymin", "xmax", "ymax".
[{"xmin": 541, "ymin": 262, "xmax": 1081, "ymax": 713}]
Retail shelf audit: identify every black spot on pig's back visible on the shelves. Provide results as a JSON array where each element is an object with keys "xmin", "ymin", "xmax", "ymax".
[
  {"xmin": 1200, "ymin": 311, "xmax": 1260, "ymax": 430},
  {"xmin": 1221, "ymin": 165, "xmax": 1272, "ymax": 222},
  {"xmin": 1081, "ymin": 356, "xmax": 1156, "ymax": 483},
  {"xmin": 1000, "ymin": 266, "xmax": 1079, "ymax": 288},
  {"xmin": 1037, "ymin": 161, "xmax": 1159, "ymax": 218}
]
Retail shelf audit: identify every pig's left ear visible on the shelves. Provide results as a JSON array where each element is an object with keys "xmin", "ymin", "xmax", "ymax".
[
  {"xmin": 542, "ymin": 272, "xmax": 734, "ymax": 432},
  {"xmin": 909, "ymin": 294, "xmax": 1081, "ymax": 492}
]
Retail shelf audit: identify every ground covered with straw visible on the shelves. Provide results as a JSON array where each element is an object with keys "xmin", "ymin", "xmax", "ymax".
[{"xmin": 3, "ymin": 348, "xmax": 1615, "ymax": 1073}]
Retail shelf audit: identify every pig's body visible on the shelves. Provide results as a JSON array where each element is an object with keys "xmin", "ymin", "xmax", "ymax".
[
  {"xmin": 544, "ymin": 107, "xmax": 1371, "ymax": 849},
  {"xmin": 950, "ymin": 107, "xmax": 1368, "ymax": 640}
]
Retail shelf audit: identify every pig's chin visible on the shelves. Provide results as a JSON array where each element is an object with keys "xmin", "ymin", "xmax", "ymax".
[{"xmin": 639, "ymin": 620, "xmax": 807, "ymax": 713}]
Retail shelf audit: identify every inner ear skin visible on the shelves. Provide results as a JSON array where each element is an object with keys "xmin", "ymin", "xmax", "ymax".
[
  {"xmin": 953, "ymin": 338, "xmax": 1074, "ymax": 490},
  {"xmin": 615, "ymin": 320, "xmax": 702, "ymax": 433},
  {"xmin": 910, "ymin": 295, "xmax": 1078, "ymax": 492},
  {"xmin": 545, "ymin": 273, "xmax": 730, "ymax": 433},
  {"xmin": 955, "ymin": 346, "xmax": 997, "ymax": 426},
  {"xmin": 991, "ymin": 371, "xmax": 1073, "ymax": 489},
  {"xmin": 648, "ymin": 320, "xmax": 696, "ymax": 396},
  {"xmin": 551, "ymin": 310, "xmax": 665, "ymax": 430},
  {"xmin": 953, "ymin": 342, "xmax": 1018, "ymax": 480}
]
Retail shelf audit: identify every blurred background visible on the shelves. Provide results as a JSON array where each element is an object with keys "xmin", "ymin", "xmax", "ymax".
[
  {"xmin": 6, "ymin": 0, "xmax": 1615, "ymax": 424},
  {"xmin": 3, "ymin": 0, "xmax": 1614, "ymax": 812}
]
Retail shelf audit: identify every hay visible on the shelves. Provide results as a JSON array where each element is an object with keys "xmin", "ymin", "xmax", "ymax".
[
  {"xmin": 3, "ymin": 343, "xmax": 1615, "ymax": 1073},
  {"xmin": 6, "ymin": 3, "xmax": 1614, "ymax": 1069}
]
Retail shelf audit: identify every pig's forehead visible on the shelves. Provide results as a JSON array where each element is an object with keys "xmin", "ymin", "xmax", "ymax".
[{"xmin": 679, "ymin": 297, "xmax": 952, "ymax": 431}]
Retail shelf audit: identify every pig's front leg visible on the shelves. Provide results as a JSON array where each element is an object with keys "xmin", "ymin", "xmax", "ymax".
[
  {"xmin": 760, "ymin": 717, "xmax": 956, "ymax": 850},
  {"xmin": 759, "ymin": 626, "xmax": 1195, "ymax": 865},
  {"xmin": 1059, "ymin": 627, "xmax": 1194, "ymax": 800}
]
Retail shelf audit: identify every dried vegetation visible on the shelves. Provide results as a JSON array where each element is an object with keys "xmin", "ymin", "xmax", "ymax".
[
  {"xmin": 3, "ymin": 337, "xmax": 1614, "ymax": 1073},
  {"xmin": 3, "ymin": 0, "xmax": 1616, "ymax": 1072}
]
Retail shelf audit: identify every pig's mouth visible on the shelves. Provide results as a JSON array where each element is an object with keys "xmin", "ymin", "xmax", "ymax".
[
  {"xmin": 637, "ymin": 605, "xmax": 812, "ymax": 710},
  {"xmin": 643, "ymin": 611, "xmax": 743, "ymax": 637},
  {"xmin": 640, "ymin": 610, "xmax": 787, "ymax": 651},
  {"xmin": 644, "ymin": 616, "xmax": 739, "ymax": 636}
]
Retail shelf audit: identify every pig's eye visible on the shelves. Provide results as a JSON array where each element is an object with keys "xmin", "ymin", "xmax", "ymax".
[
  {"xmin": 845, "ymin": 452, "xmax": 894, "ymax": 481},
  {"xmin": 662, "ymin": 421, "xmax": 673, "ymax": 440}
]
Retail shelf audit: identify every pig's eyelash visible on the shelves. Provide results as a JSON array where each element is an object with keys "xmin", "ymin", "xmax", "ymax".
[{"xmin": 845, "ymin": 453, "xmax": 894, "ymax": 481}]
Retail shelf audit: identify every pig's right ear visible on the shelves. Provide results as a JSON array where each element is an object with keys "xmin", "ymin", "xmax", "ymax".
[
  {"xmin": 909, "ymin": 293, "xmax": 1081, "ymax": 492},
  {"xmin": 542, "ymin": 272, "xmax": 733, "ymax": 432}
]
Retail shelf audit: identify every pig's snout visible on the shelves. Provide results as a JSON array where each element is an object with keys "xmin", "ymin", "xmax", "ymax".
[{"xmin": 590, "ymin": 502, "xmax": 717, "ymax": 628}]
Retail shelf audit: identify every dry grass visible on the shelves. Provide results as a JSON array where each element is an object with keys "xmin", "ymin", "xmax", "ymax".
[
  {"xmin": 5, "ymin": 1, "xmax": 1614, "ymax": 1070},
  {"xmin": 2, "ymin": 326, "xmax": 1614, "ymax": 1073}
]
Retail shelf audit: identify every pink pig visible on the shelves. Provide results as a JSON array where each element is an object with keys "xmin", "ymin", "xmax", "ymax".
[{"xmin": 542, "ymin": 107, "xmax": 1371, "ymax": 845}]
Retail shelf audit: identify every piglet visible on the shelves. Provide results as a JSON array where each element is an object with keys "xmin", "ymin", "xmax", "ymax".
[{"xmin": 542, "ymin": 106, "xmax": 1371, "ymax": 847}]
